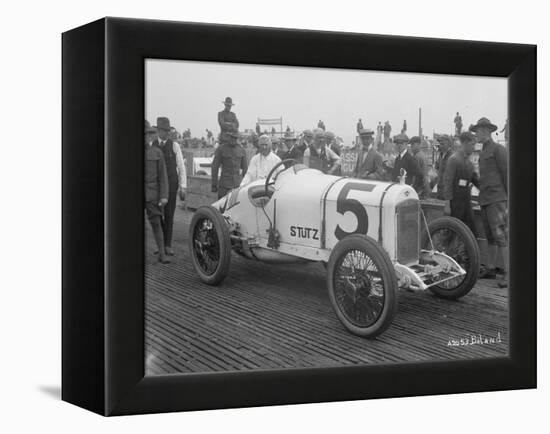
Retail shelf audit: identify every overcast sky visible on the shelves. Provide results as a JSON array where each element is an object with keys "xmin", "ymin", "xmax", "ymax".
[{"xmin": 145, "ymin": 59, "xmax": 507, "ymax": 144}]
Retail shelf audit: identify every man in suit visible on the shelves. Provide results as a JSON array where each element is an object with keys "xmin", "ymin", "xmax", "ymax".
[
  {"xmin": 409, "ymin": 136, "xmax": 431, "ymax": 197},
  {"xmin": 353, "ymin": 129, "xmax": 385, "ymax": 180},
  {"xmin": 152, "ymin": 117, "xmax": 187, "ymax": 256},
  {"xmin": 145, "ymin": 120, "xmax": 170, "ymax": 264},
  {"xmin": 435, "ymin": 134, "xmax": 453, "ymax": 199},
  {"xmin": 281, "ymin": 132, "xmax": 303, "ymax": 163},
  {"xmin": 391, "ymin": 133, "xmax": 420, "ymax": 186}
]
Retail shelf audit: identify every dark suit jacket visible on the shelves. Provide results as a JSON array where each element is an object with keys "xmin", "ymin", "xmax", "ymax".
[
  {"xmin": 392, "ymin": 151, "xmax": 420, "ymax": 186},
  {"xmin": 353, "ymin": 147, "xmax": 385, "ymax": 180}
]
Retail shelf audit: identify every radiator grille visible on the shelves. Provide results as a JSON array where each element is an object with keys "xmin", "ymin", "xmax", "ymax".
[{"xmin": 396, "ymin": 199, "xmax": 420, "ymax": 265}]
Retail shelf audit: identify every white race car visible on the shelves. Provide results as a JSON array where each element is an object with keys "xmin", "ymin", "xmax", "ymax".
[{"xmin": 189, "ymin": 160, "xmax": 480, "ymax": 338}]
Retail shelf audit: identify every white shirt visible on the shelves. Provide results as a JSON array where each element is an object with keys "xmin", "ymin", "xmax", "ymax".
[{"xmin": 240, "ymin": 151, "xmax": 282, "ymax": 186}]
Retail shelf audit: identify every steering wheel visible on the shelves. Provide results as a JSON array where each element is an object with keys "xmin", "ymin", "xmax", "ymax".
[{"xmin": 265, "ymin": 159, "xmax": 297, "ymax": 196}]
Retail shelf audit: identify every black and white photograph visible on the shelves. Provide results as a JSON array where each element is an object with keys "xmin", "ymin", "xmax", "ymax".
[
  {"xmin": 144, "ymin": 59, "xmax": 510, "ymax": 375},
  {"xmin": 2, "ymin": 0, "xmax": 544, "ymax": 430}
]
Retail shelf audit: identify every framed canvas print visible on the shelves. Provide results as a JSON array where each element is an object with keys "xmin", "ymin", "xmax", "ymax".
[{"xmin": 62, "ymin": 17, "xmax": 536, "ymax": 416}]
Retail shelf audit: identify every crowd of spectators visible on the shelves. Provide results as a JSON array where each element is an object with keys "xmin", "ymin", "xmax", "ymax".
[{"xmin": 146, "ymin": 99, "xmax": 508, "ymax": 287}]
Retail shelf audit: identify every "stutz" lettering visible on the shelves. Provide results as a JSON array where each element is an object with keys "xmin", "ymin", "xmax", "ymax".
[{"xmin": 290, "ymin": 226, "xmax": 320, "ymax": 240}]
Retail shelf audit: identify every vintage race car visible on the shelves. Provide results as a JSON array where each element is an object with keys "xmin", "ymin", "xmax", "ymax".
[{"xmin": 188, "ymin": 160, "xmax": 480, "ymax": 338}]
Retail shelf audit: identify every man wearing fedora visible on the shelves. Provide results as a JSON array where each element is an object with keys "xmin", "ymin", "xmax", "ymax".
[
  {"xmin": 152, "ymin": 117, "xmax": 187, "ymax": 256},
  {"xmin": 391, "ymin": 133, "xmax": 420, "ymax": 186},
  {"xmin": 281, "ymin": 132, "xmax": 303, "ymax": 163},
  {"xmin": 218, "ymin": 97, "xmax": 239, "ymax": 139},
  {"xmin": 353, "ymin": 129, "xmax": 385, "ymax": 180},
  {"xmin": 211, "ymin": 130, "xmax": 248, "ymax": 199},
  {"xmin": 470, "ymin": 117, "xmax": 508, "ymax": 287},
  {"xmin": 145, "ymin": 120, "xmax": 170, "ymax": 264}
]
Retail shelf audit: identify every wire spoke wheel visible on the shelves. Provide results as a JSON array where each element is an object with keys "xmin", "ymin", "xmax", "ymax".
[
  {"xmin": 429, "ymin": 227, "xmax": 468, "ymax": 289},
  {"xmin": 422, "ymin": 216, "xmax": 480, "ymax": 300},
  {"xmin": 192, "ymin": 217, "xmax": 220, "ymax": 275},
  {"xmin": 334, "ymin": 249, "xmax": 385, "ymax": 328},
  {"xmin": 327, "ymin": 235, "xmax": 397, "ymax": 338},
  {"xmin": 189, "ymin": 206, "xmax": 231, "ymax": 285}
]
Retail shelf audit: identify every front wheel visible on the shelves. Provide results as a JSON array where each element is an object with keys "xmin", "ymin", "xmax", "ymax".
[
  {"xmin": 189, "ymin": 206, "xmax": 231, "ymax": 285},
  {"xmin": 421, "ymin": 216, "xmax": 480, "ymax": 300},
  {"xmin": 327, "ymin": 235, "xmax": 398, "ymax": 338}
]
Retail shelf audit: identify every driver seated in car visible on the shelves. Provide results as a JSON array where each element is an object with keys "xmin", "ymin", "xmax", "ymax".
[
  {"xmin": 240, "ymin": 134, "xmax": 282, "ymax": 186},
  {"xmin": 303, "ymin": 128, "xmax": 341, "ymax": 175}
]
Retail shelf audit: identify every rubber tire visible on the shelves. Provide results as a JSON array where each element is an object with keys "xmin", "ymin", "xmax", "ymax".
[
  {"xmin": 421, "ymin": 216, "xmax": 480, "ymax": 300},
  {"xmin": 327, "ymin": 234, "xmax": 398, "ymax": 338},
  {"xmin": 189, "ymin": 206, "xmax": 231, "ymax": 285}
]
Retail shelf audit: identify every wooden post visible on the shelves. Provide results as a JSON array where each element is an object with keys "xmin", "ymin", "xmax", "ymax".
[{"xmin": 418, "ymin": 107, "xmax": 422, "ymax": 140}]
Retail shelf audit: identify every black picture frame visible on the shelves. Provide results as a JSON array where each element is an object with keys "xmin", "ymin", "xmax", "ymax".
[{"xmin": 62, "ymin": 17, "xmax": 536, "ymax": 416}]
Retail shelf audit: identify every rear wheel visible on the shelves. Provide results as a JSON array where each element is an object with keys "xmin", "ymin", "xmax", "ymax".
[
  {"xmin": 327, "ymin": 235, "xmax": 398, "ymax": 338},
  {"xmin": 421, "ymin": 216, "xmax": 480, "ymax": 299},
  {"xmin": 189, "ymin": 206, "xmax": 231, "ymax": 285}
]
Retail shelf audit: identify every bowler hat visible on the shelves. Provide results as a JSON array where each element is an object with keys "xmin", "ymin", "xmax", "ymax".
[
  {"xmin": 359, "ymin": 128, "xmax": 375, "ymax": 136},
  {"xmin": 144, "ymin": 120, "xmax": 156, "ymax": 134},
  {"xmin": 409, "ymin": 136, "xmax": 421, "ymax": 145},
  {"xmin": 302, "ymin": 129, "xmax": 313, "ymax": 137},
  {"xmin": 459, "ymin": 131, "xmax": 476, "ymax": 143},
  {"xmin": 156, "ymin": 117, "xmax": 171, "ymax": 131},
  {"xmin": 393, "ymin": 133, "xmax": 409, "ymax": 143},
  {"xmin": 222, "ymin": 97, "xmax": 235, "ymax": 106},
  {"xmin": 469, "ymin": 117, "xmax": 497, "ymax": 133}
]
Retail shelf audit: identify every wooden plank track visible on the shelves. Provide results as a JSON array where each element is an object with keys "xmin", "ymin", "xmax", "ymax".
[{"xmin": 145, "ymin": 205, "xmax": 509, "ymax": 375}]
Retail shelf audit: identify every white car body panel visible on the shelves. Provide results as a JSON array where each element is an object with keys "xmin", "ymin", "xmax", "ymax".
[{"xmin": 212, "ymin": 167, "xmax": 418, "ymax": 263}]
